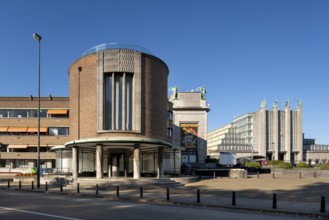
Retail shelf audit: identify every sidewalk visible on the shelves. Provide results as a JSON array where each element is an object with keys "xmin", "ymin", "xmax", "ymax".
[{"xmin": 1, "ymin": 174, "xmax": 329, "ymax": 218}]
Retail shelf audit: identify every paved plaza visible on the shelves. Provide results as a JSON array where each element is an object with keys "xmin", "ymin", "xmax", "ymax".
[{"xmin": 1, "ymin": 173, "xmax": 329, "ymax": 218}]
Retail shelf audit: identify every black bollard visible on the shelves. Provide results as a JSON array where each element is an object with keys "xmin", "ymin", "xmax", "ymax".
[
  {"xmin": 232, "ymin": 191, "xmax": 236, "ymax": 206},
  {"xmin": 60, "ymin": 183, "xmax": 63, "ymax": 192},
  {"xmin": 140, "ymin": 187, "xmax": 143, "ymax": 198},
  {"xmin": 314, "ymin": 171, "xmax": 317, "ymax": 178},
  {"xmin": 257, "ymin": 171, "xmax": 260, "ymax": 179},
  {"xmin": 96, "ymin": 184, "xmax": 98, "ymax": 195},
  {"xmin": 321, "ymin": 196, "xmax": 326, "ymax": 213},
  {"xmin": 167, "ymin": 188, "xmax": 170, "ymax": 201},
  {"xmin": 45, "ymin": 182, "xmax": 48, "ymax": 191},
  {"xmin": 272, "ymin": 172, "xmax": 275, "ymax": 179},
  {"xmin": 77, "ymin": 183, "xmax": 80, "ymax": 194},
  {"xmin": 272, "ymin": 193, "xmax": 277, "ymax": 209},
  {"xmin": 116, "ymin": 185, "xmax": 119, "ymax": 197},
  {"xmin": 32, "ymin": 181, "xmax": 34, "ymax": 190},
  {"xmin": 19, "ymin": 180, "xmax": 21, "ymax": 189},
  {"xmin": 7, "ymin": 180, "xmax": 10, "ymax": 189},
  {"xmin": 197, "ymin": 189, "xmax": 200, "ymax": 203}
]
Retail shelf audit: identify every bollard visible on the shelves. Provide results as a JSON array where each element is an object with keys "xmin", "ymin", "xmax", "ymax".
[
  {"xmin": 140, "ymin": 187, "xmax": 143, "ymax": 198},
  {"xmin": 77, "ymin": 183, "xmax": 80, "ymax": 194},
  {"xmin": 314, "ymin": 171, "xmax": 317, "ymax": 178},
  {"xmin": 19, "ymin": 180, "xmax": 21, "ymax": 189},
  {"xmin": 32, "ymin": 181, "xmax": 34, "ymax": 190},
  {"xmin": 96, "ymin": 184, "xmax": 99, "ymax": 195},
  {"xmin": 7, "ymin": 180, "xmax": 10, "ymax": 189},
  {"xmin": 167, "ymin": 188, "xmax": 170, "ymax": 201},
  {"xmin": 60, "ymin": 183, "xmax": 63, "ymax": 192},
  {"xmin": 272, "ymin": 172, "xmax": 275, "ymax": 179},
  {"xmin": 45, "ymin": 182, "xmax": 48, "ymax": 191},
  {"xmin": 257, "ymin": 171, "xmax": 259, "ymax": 179},
  {"xmin": 213, "ymin": 171, "xmax": 216, "ymax": 179},
  {"xmin": 272, "ymin": 193, "xmax": 277, "ymax": 209},
  {"xmin": 116, "ymin": 185, "xmax": 119, "ymax": 197},
  {"xmin": 232, "ymin": 191, "xmax": 236, "ymax": 206},
  {"xmin": 197, "ymin": 189, "xmax": 200, "ymax": 203},
  {"xmin": 299, "ymin": 172, "xmax": 302, "ymax": 178},
  {"xmin": 321, "ymin": 196, "xmax": 326, "ymax": 213}
]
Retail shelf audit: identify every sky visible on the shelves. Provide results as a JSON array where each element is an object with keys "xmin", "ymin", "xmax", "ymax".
[{"xmin": 0, "ymin": 0, "xmax": 328, "ymax": 143}]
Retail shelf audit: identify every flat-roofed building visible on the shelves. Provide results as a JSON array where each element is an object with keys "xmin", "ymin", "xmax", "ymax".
[
  {"xmin": 208, "ymin": 99, "xmax": 303, "ymax": 164},
  {"xmin": 0, "ymin": 96, "xmax": 70, "ymax": 171}
]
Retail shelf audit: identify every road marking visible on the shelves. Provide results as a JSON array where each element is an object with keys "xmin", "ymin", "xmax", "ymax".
[{"xmin": 0, "ymin": 206, "xmax": 83, "ymax": 220}]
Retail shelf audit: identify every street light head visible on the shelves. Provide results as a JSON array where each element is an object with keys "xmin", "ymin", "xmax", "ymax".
[{"xmin": 33, "ymin": 33, "xmax": 42, "ymax": 41}]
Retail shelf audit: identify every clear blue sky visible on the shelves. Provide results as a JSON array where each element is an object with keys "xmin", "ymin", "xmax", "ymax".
[{"xmin": 0, "ymin": 0, "xmax": 328, "ymax": 143}]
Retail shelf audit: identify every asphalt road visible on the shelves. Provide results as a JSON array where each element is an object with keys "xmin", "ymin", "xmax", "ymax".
[{"xmin": 0, "ymin": 190, "xmax": 317, "ymax": 220}]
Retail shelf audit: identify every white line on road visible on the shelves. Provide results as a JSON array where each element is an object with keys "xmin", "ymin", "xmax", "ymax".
[{"xmin": 0, "ymin": 206, "xmax": 83, "ymax": 220}]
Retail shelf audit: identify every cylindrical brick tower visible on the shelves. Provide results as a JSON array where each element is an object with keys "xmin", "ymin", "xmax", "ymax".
[{"xmin": 66, "ymin": 43, "xmax": 170, "ymax": 179}]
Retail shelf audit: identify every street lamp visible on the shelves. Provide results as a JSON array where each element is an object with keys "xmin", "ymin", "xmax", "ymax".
[{"xmin": 33, "ymin": 33, "xmax": 41, "ymax": 188}]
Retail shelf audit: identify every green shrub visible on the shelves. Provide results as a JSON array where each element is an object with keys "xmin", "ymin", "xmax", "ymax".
[
  {"xmin": 320, "ymin": 163, "xmax": 329, "ymax": 170},
  {"xmin": 245, "ymin": 162, "xmax": 261, "ymax": 169},
  {"xmin": 268, "ymin": 160, "xmax": 283, "ymax": 166},
  {"xmin": 278, "ymin": 162, "xmax": 292, "ymax": 169},
  {"xmin": 296, "ymin": 162, "xmax": 309, "ymax": 168}
]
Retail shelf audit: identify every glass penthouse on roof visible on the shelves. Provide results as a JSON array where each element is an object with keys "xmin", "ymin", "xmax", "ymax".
[{"xmin": 82, "ymin": 43, "xmax": 154, "ymax": 56}]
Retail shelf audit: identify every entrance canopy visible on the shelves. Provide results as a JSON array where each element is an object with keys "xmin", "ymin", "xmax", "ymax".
[{"xmin": 64, "ymin": 136, "xmax": 172, "ymax": 150}]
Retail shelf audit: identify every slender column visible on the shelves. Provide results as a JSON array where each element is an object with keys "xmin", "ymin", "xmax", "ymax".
[
  {"xmin": 157, "ymin": 147, "xmax": 164, "ymax": 178},
  {"xmin": 72, "ymin": 146, "xmax": 79, "ymax": 180},
  {"xmin": 96, "ymin": 144, "xmax": 103, "ymax": 179},
  {"xmin": 124, "ymin": 150, "xmax": 130, "ymax": 177},
  {"xmin": 133, "ymin": 145, "xmax": 141, "ymax": 179},
  {"xmin": 259, "ymin": 100, "xmax": 267, "ymax": 157},
  {"xmin": 285, "ymin": 102, "xmax": 291, "ymax": 162},
  {"xmin": 108, "ymin": 150, "xmax": 112, "ymax": 177},
  {"xmin": 272, "ymin": 102, "xmax": 279, "ymax": 160},
  {"xmin": 296, "ymin": 102, "xmax": 303, "ymax": 162}
]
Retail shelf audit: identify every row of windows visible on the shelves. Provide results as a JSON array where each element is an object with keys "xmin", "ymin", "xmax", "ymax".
[
  {"xmin": 0, "ymin": 109, "xmax": 69, "ymax": 118},
  {"xmin": 0, "ymin": 127, "xmax": 69, "ymax": 136}
]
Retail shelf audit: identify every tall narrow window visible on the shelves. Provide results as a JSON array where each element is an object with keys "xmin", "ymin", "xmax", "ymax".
[
  {"xmin": 104, "ymin": 74, "xmax": 112, "ymax": 130},
  {"xmin": 104, "ymin": 72, "xmax": 133, "ymax": 131},
  {"xmin": 125, "ymin": 74, "xmax": 133, "ymax": 130},
  {"xmin": 115, "ymin": 74, "xmax": 123, "ymax": 130}
]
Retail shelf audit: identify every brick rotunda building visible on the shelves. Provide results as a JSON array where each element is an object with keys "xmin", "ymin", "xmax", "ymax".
[{"xmin": 65, "ymin": 43, "xmax": 171, "ymax": 179}]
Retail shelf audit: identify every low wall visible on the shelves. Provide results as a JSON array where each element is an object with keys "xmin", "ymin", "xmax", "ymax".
[{"xmin": 274, "ymin": 168, "xmax": 329, "ymax": 177}]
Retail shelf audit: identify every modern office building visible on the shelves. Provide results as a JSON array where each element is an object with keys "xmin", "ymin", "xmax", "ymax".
[{"xmin": 208, "ymin": 99, "xmax": 304, "ymax": 164}]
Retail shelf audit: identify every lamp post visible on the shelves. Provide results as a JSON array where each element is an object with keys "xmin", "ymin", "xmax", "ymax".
[{"xmin": 33, "ymin": 33, "xmax": 41, "ymax": 188}]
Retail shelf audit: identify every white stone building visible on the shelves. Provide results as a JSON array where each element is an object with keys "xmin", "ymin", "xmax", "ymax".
[{"xmin": 208, "ymin": 99, "xmax": 303, "ymax": 164}]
